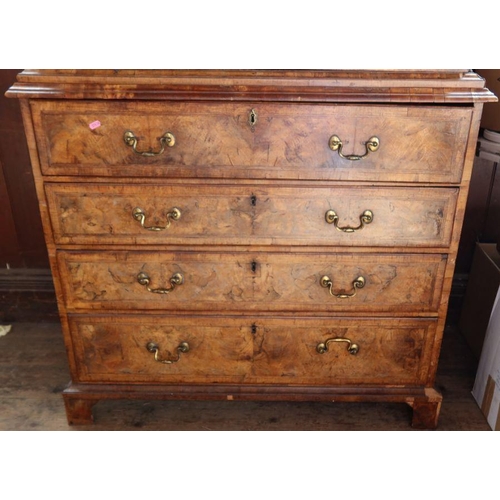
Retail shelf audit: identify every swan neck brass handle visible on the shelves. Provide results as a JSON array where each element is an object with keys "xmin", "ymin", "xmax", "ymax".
[
  {"xmin": 146, "ymin": 341, "xmax": 190, "ymax": 364},
  {"xmin": 132, "ymin": 207, "xmax": 181, "ymax": 231},
  {"xmin": 316, "ymin": 337, "xmax": 359, "ymax": 355},
  {"xmin": 329, "ymin": 135, "xmax": 380, "ymax": 161},
  {"xmin": 137, "ymin": 271, "xmax": 184, "ymax": 294},
  {"xmin": 124, "ymin": 130, "xmax": 175, "ymax": 156},
  {"xmin": 325, "ymin": 209, "xmax": 373, "ymax": 232},
  {"xmin": 320, "ymin": 275, "xmax": 365, "ymax": 298}
]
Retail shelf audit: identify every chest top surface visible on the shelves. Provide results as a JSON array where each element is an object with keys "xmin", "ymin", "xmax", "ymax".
[{"xmin": 5, "ymin": 69, "xmax": 497, "ymax": 103}]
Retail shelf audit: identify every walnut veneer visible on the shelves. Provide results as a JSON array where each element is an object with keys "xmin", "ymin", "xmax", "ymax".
[{"xmin": 6, "ymin": 70, "xmax": 497, "ymax": 428}]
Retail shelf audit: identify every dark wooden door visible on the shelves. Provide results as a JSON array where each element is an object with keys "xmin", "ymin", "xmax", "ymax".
[{"xmin": 0, "ymin": 69, "xmax": 48, "ymax": 269}]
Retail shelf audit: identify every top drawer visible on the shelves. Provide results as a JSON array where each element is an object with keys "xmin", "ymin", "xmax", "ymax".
[{"xmin": 31, "ymin": 101, "xmax": 472, "ymax": 183}]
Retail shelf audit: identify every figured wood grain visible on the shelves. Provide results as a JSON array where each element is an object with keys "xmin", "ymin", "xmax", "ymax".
[
  {"xmin": 68, "ymin": 315, "xmax": 436, "ymax": 386},
  {"xmin": 7, "ymin": 70, "xmax": 495, "ymax": 429},
  {"xmin": 45, "ymin": 183, "xmax": 459, "ymax": 248},
  {"xmin": 57, "ymin": 250, "xmax": 447, "ymax": 314},
  {"xmin": 3, "ymin": 322, "xmax": 491, "ymax": 430},
  {"xmin": 32, "ymin": 101, "xmax": 472, "ymax": 183}
]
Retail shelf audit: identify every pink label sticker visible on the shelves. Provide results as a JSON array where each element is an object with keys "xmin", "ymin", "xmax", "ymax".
[{"xmin": 89, "ymin": 120, "xmax": 101, "ymax": 130}]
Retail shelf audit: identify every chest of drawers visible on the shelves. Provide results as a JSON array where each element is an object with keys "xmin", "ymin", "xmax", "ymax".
[{"xmin": 7, "ymin": 70, "xmax": 496, "ymax": 428}]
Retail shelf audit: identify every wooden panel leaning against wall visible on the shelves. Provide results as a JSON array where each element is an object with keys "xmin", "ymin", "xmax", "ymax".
[
  {"xmin": 0, "ymin": 68, "xmax": 499, "ymax": 322},
  {"xmin": 0, "ymin": 69, "xmax": 55, "ymax": 322}
]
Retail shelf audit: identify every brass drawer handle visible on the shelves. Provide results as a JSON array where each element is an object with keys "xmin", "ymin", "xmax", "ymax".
[
  {"xmin": 146, "ymin": 341, "xmax": 190, "ymax": 364},
  {"xmin": 132, "ymin": 207, "xmax": 181, "ymax": 231},
  {"xmin": 329, "ymin": 135, "xmax": 380, "ymax": 161},
  {"xmin": 325, "ymin": 209, "xmax": 373, "ymax": 232},
  {"xmin": 137, "ymin": 271, "xmax": 184, "ymax": 294},
  {"xmin": 320, "ymin": 275, "xmax": 365, "ymax": 298},
  {"xmin": 316, "ymin": 337, "xmax": 359, "ymax": 355},
  {"xmin": 123, "ymin": 130, "xmax": 175, "ymax": 156}
]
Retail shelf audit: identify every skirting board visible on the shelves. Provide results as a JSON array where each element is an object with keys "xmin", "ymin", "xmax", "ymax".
[{"xmin": 0, "ymin": 268, "xmax": 57, "ymax": 322}]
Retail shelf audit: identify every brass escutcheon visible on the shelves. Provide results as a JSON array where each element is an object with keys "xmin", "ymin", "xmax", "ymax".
[
  {"xmin": 329, "ymin": 135, "xmax": 380, "ymax": 161},
  {"xmin": 248, "ymin": 108, "xmax": 258, "ymax": 127}
]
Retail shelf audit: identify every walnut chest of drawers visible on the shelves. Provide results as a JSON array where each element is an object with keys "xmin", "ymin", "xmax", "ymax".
[{"xmin": 7, "ymin": 70, "xmax": 497, "ymax": 428}]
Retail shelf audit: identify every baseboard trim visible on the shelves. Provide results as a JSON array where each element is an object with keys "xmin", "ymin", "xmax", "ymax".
[
  {"xmin": 0, "ymin": 268, "xmax": 57, "ymax": 322},
  {"xmin": 450, "ymin": 272, "xmax": 469, "ymax": 298},
  {"xmin": 0, "ymin": 268, "xmax": 54, "ymax": 292}
]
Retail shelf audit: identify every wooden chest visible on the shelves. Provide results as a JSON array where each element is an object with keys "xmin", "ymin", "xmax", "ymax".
[{"xmin": 7, "ymin": 70, "xmax": 496, "ymax": 428}]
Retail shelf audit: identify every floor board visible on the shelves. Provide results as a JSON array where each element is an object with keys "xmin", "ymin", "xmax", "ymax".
[{"xmin": 0, "ymin": 321, "xmax": 490, "ymax": 431}]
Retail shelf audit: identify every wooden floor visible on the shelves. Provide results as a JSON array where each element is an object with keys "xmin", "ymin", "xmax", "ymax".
[{"xmin": 0, "ymin": 320, "xmax": 490, "ymax": 430}]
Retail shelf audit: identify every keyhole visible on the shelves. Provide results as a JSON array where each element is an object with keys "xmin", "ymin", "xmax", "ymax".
[
  {"xmin": 251, "ymin": 194, "xmax": 257, "ymax": 206},
  {"xmin": 251, "ymin": 323, "xmax": 257, "ymax": 335},
  {"xmin": 251, "ymin": 261, "xmax": 257, "ymax": 273},
  {"xmin": 249, "ymin": 109, "xmax": 258, "ymax": 127}
]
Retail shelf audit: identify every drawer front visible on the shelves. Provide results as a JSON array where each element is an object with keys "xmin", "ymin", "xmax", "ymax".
[
  {"xmin": 58, "ymin": 250, "xmax": 446, "ymax": 314},
  {"xmin": 68, "ymin": 315, "xmax": 436, "ymax": 385},
  {"xmin": 47, "ymin": 183, "xmax": 458, "ymax": 248},
  {"xmin": 32, "ymin": 101, "xmax": 471, "ymax": 183}
]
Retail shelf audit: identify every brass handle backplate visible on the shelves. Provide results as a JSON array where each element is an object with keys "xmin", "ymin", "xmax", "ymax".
[
  {"xmin": 329, "ymin": 135, "xmax": 380, "ymax": 161},
  {"xmin": 124, "ymin": 130, "xmax": 175, "ymax": 156},
  {"xmin": 132, "ymin": 207, "xmax": 181, "ymax": 231},
  {"xmin": 316, "ymin": 337, "xmax": 359, "ymax": 355},
  {"xmin": 146, "ymin": 341, "xmax": 190, "ymax": 364},
  {"xmin": 320, "ymin": 275, "xmax": 366, "ymax": 298},
  {"xmin": 325, "ymin": 209, "xmax": 373, "ymax": 232},
  {"xmin": 137, "ymin": 271, "xmax": 184, "ymax": 294}
]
